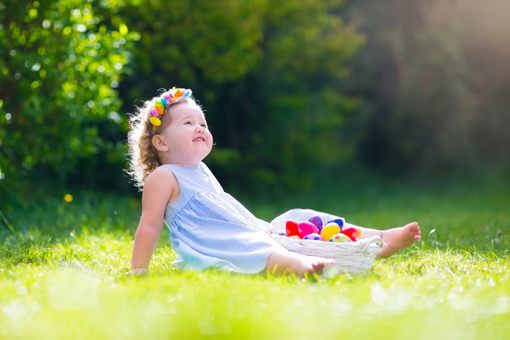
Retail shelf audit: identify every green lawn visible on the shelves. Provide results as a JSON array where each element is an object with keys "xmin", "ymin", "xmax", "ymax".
[{"xmin": 1, "ymin": 176, "xmax": 509, "ymax": 339}]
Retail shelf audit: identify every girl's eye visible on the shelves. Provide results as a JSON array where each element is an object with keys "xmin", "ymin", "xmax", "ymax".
[
  {"xmin": 184, "ymin": 121, "xmax": 192, "ymax": 125},
  {"xmin": 201, "ymin": 124, "xmax": 208, "ymax": 129}
]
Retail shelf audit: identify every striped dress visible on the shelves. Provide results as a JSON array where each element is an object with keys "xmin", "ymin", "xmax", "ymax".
[{"xmin": 163, "ymin": 162, "xmax": 286, "ymax": 273}]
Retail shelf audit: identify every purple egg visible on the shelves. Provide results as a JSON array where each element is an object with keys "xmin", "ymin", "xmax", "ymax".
[
  {"xmin": 308, "ymin": 215, "xmax": 323, "ymax": 231},
  {"xmin": 303, "ymin": 233, "xmax": 322, "ymax": 241}
]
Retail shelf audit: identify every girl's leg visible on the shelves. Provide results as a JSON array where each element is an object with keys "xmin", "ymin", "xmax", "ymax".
[
  {"xmin": 266, "ymin": 249, "xmax": 334, "ymax": 277},
  {"xmin": 351, "ymin": 222, "xmax": 421, "ymax": 258}
]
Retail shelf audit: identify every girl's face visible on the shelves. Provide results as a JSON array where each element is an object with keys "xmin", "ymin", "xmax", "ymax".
[{"xmin": 155, "ymin": 101, "xmax": 213, "ymax": 166}]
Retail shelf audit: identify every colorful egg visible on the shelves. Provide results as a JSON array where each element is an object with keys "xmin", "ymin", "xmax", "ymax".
[
  {"xmin": 303, "ymin": 233, "xmax": 322, "ymax": 241},
  {"xmin": 298, "ymin": 221, "xmax": 320, "ymax": 238},
  {"xmin": 321, "ymin": 222, "xmax": 341, "ymax": 241},
  {"xmin": 308, "ymin": 215, "xmax": 323, "ymax": 231},
  {"xmin": 341, "ymin": 227, "xmax": 361, "ymax": 241},
  {"xmin": 285, "ymin": 220, "xmax": 300, "ymax": 237},
  {"xmin": 327, "ymin": 218, "xmax": 344, "ymax": 229},
  {"xmin": 329, "ymin": 233, "xmax": 351, "ymax": 242}
]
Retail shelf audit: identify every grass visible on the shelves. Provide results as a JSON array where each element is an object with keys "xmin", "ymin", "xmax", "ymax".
[{"xmin": 0, "ymin": 176, "xmax": 509, "ymax": 339}]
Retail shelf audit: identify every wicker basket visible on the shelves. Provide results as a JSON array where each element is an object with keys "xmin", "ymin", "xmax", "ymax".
[{"xmin": 270, "ymin": 209, "xmax": 384, "ymax": 275}]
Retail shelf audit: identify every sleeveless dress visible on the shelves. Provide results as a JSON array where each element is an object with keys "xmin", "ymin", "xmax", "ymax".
[{"xmin": 163, "ymin": 162, "xmax": 286, "ymax": 274}]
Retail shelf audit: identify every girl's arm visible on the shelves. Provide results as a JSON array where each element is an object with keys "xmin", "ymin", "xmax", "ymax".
[{"xmin": 130, "ymin": 167, "xmax": 178, "ymax": 273}]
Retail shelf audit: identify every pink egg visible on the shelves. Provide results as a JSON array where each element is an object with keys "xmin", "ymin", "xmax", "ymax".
[{"xmin": 298, "ymin": 221, "xmax": 320, "ymax": 238}]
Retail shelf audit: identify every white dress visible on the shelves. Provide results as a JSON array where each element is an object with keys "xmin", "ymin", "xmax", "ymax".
[{"xmin": 163, "ymin": 162, "xmax": 286, "ymax": 273}]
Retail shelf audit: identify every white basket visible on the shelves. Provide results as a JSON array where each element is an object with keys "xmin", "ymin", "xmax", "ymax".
[{"xmin": 270, "ymin": 209, "xmax": 384, "ymax": 275}]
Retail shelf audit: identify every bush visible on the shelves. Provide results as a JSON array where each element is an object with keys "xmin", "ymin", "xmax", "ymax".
[
  {"xmin": 118, "ymin": 0, "xmax": 364, "ymax": 191},
  {"xmin": 0, "ymin": 0, "xmax": 135, "ymax": 203}
]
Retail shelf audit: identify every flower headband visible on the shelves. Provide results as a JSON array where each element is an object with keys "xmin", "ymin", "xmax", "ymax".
[{"xmin": 149, "ymin": 88, "xmax": 192, "ymax": 127}]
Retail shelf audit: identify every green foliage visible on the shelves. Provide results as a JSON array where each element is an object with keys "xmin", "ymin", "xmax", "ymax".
[
  {"xmin": 346, "ymin": 1, "xmax": 510, "ymax": 174},
  {"xmin": 240, "ymin": 1, "xmax": 365, "ymax": 188},
  {"xmin": 118, "ymin": 0, "xmax": 364, "ymax": 190},
  {"xmin": 2, "ymin": 0, "xmax": 510, "ymax": 201},
  {"xmin": 0, "ymin": 0, "xmax": 135, "ymax": 199},
  {"xmin": 396, "ymin": 24, "xmax": 476, "ymax": 170}
]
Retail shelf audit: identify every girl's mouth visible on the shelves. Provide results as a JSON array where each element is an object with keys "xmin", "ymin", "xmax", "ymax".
[{"xmin": 193, "ymin": 136, "xmax": 206, "ymax": 142}]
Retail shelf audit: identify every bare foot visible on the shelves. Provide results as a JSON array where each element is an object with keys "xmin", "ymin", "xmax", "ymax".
[
  {"xmin": 377, "ymin": 222, "xmax": 421, "ymax": 258},
  {"xmin": 266, "ymin": 250, "xmax": 335, "ymax": 277}
]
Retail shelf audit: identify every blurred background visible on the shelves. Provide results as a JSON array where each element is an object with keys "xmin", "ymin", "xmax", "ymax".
[{"xmin": 1, "ymin": 0, "xmax": 510, "ymax": 207}]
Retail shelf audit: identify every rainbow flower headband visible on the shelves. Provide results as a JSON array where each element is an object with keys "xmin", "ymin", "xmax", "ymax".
[{"xmin": 149, "ymin": 88, "xmax": 192, "ymax": 127}]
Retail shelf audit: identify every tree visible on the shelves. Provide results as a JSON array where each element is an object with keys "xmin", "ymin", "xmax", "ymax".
[
  {"xmin": 347, "ymin": 0, "xmax": 476, "ymax": 175},
  {"xmin": 0, "ymin": 0, "xmax": 134, "ymax": 202},
  {"xmin": 119, "ymin": 0, "xmax": 364, "ymax": 190}
]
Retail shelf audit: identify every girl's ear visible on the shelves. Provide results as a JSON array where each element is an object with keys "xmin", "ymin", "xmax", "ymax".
[{"xmin": 152, "ymin": 135, "xmax": 169, "ymax": 152}]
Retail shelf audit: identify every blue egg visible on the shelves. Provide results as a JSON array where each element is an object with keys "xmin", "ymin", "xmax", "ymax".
[{"xmin": 327, "ymin": 218, "xmax": 344, "ymax": 229}]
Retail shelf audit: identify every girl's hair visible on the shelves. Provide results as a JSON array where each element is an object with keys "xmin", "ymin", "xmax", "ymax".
[{"xmin": 126, "ymin": 89, "xmax": 200, "ymax": 190}]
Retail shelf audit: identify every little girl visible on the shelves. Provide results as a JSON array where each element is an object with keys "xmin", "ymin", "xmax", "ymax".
[{"xmin": 128, "ymin": 87, "xmax": 421, "ymax": 277}]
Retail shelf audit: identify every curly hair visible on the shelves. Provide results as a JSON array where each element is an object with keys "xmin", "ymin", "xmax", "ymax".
[{"xmin": 126, "ymin": 89, "xmax": 200, "ymax": 190}]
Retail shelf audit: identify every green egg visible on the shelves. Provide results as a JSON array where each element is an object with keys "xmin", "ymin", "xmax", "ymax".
[{"xmin": 329, "ymin": 233, "xmax": 351, "ymax": 242}]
